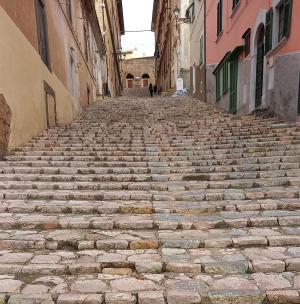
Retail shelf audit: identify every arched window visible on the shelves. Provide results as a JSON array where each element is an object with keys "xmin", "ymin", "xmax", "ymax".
[
  {"xmin": 142, "ymin": 74, "xmax": 150, "ymax": 87},
  {"xmin": 126, "ymin": 74, "xmax": 134, "ymax": 88}
]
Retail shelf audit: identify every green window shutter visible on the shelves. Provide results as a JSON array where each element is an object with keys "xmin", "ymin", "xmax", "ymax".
[
  {"xmin": 216, "ymin": 70, "xmax": 221, "ymax": 101},
  {"xmin": 223, "ymin": 61, "xmax": 228, "ymax": 93},
  {"xmin": 200, "ymin": 36, "xmax": 204, "ymax": 65},
  {"xmin": 298, "ymin": 71, "xmax": 300, "ymax": 115},
  {"xmin": 217, "ymin": 0, "xmax": 223, "ymax": 36},
  {"xmin": 283, "ymin": 0, "xmax": 293, "ymax": 38},
  {"xmin": 265, "ymin": 8, "xmax": 273, "ymax": 53}
]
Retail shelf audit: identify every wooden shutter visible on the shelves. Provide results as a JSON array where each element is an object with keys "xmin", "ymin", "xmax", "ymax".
[
  {"xmin": 66, "ymin": 0, "xmax": 72, "ymax": 23},
  {"xmin": 265, "ymin": 8, "xmax": 273, "ymax": 53},
  {"xmin": 283, "ymin": 0, "xmax": 293, "ymax": 38},
  {"xmin": 35, "ymin": 0, "xmax": 50, "ymax": 68}
]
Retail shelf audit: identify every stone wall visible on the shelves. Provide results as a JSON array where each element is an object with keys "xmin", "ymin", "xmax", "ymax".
[
  {"xmin": 0, "ymin": 94, "xmax": 11, "ymax": 159},
  {"xmin": 122, "ymin": 57, "xmax": 155, "ymax": 93}
]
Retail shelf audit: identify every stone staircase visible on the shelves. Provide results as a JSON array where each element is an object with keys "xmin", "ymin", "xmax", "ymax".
[
  {"xmin": 0, "ymin": 96, "xmax": 300, "ymax": 303},
  {"xmin": 122, "ymin": 87, "xmax": 151, "ymax": 98}
]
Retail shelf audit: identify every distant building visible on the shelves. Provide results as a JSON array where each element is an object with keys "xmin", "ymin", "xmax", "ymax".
[
  {"xmin": 0, "ymin": 0, "xmax": 105, "ymax": 151},
  {"xmin": 95, "ymin": 0, "xmax": 125, "ymax": 98},
  {"xmin": 152, "ymin": 0, "xmax": 179, "ymax": 92},
  {"xmin": 122, "ymin": 57, "xmax": 155, "ymax": 97},
  {"xmin": 188, "ymin": 0, "xmax": 205, "ymax": 100},
  {"xmin": 206, "ymin": 0, "xmax": 300, "ymax": 121},
  {"xmin": 179, "ymin": 0, "xmax": 191, "ymax": 89},
  {"xmin": 122, "ymin": 49, "xmax": 139, "ymax": 60}
]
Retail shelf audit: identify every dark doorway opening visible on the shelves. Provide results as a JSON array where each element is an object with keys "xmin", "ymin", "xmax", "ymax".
[{"xmin": 255, "ymin": 26, "xmax": 265, "ymax": 108}]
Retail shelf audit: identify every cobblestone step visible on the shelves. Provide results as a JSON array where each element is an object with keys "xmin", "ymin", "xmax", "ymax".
[
  {"xmin": 0, "ymin": 273, "xmax": 300, "ymax": 303},
  {"xmin": 2, "ymin": 197, "xmax": 300, "ymax": 215}
]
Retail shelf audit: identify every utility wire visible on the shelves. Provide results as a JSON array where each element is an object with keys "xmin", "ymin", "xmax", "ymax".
[{"xmin": 125, "ymin": 30, "xmax": 153, "ymax": 32}]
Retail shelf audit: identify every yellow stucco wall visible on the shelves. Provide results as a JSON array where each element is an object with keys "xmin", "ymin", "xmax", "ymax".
[{"xmin": 0, "ymin": 7, "xmax": 81, "ymax": 150}]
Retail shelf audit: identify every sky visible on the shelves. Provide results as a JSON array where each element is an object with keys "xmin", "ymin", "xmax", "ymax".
[{"xmin": 121, "ymin": 0, "xmax": 155, "ymax": 57}]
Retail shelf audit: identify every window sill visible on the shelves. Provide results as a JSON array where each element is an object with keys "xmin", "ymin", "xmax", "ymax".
[
  {"xmin": 230, "ymin": 2, "xmax": 241, "ymax": 18},
  {"xmin": 266, "ymin": 37, "xmax": 288, "ymax": 57},
  {"xmin": 216, "ymin": 30, "xmax": 223, "ymax": 43}
]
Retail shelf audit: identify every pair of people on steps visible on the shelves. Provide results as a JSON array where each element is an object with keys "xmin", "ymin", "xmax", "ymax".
[{"xmin": 149, "ymin": 83, "xmax": 159, "ymax": 97}]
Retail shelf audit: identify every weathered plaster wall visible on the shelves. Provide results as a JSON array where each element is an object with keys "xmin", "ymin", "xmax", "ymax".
[
  {"xmin": 0, "ymin": 0, "xmax": 39, "ymax": 50},
  {"xmin": 0, "ymin": 7, "xmax": 79, "ymax": 149},
  {"xmin": 272, "ymin": 53, "xmax": 300, "ymax": 122}
]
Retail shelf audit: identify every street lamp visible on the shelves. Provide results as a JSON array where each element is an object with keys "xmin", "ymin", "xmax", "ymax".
[{"xmin": 173, "ymin": 5, "xmax": 191, "ymax": 23}]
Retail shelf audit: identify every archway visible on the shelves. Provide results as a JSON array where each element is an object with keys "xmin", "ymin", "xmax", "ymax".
[
  {"xmin": 142, "ymin": 74, "xmax": 150, "ymax": 87},
  {"xmin": 255, "ymin": 25, "xmax": 265, "ymax": 108},
  {"xmin": 126, "ymin": 73, "xmax": 134, "ymax": 89}
]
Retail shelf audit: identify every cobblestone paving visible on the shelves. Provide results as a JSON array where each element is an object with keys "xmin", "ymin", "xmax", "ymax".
[{"xmin": 0, "ymin": 96, "xmax": 300, "ymax": 303}]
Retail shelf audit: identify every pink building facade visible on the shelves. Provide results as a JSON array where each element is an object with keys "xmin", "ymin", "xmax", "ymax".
[{"xmin": 206, "ymin": 0, "xmax": 300, "ymax": 121}]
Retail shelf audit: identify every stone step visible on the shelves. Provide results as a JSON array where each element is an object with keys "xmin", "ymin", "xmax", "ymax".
[
  {"xmin": 22, "ymin": 136, "xmax": 300, "ymax": 146},
  {"xmin": 0, "ymin": 176, "xmax": 298, "ymax": 191},
  {"xmin": 0, "ymin": 246, "xmax": 299, "ymax": 277},
  {"xmin": 0, "ymin": 160, "xmax": 299, "ymax": 176},
  {"xmin": 1, "ymin": 209, "xmax": 300, "ymax": 232},
  {"xmin": 16, "ymin": 137, "xmax": 300, "ymax": 149},
  {"xmin": 2, "ymin": 225, "xmax": 300, "ymax": 252},
  {"xmin": 0, "ymin": 169, "xmax": 299, "ymax": 184},
  {"xmin": 10, "ymin": 143, "xmax": 300, "ymax": 156},
  {"xmin": 0, "ymin": 186, "xmax": 298, "ymax": 201},
  {"xmin": 4, "ymin": 151, "xmax": 300, "ymax": 165},
  {"xmin": 2, "ymin": 198, "xmax": 300, "ymax": 216},
  {"xmin": 0, "ymin": 272, "xmax": 299, "ymax": 304}
]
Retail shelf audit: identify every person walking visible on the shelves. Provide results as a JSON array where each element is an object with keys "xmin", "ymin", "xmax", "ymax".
[
  {"xmin": 149, "ymin": 83, "xmax": 154, "ymax": 97},
  {"xmin": 153, "ymin": 84, "xmax": 158, "ymax": 95},
  {"xmin": 158, "ymin": 85, "xmax": 162, "ymax": 95}
]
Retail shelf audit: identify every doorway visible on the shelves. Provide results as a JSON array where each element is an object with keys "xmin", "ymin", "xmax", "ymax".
[
  {"xmin": 126, "ymin": 74, "xmax": 134, "ymax": 88},
  {"xmin": 142, "ymin": 74, "xmax": 150, "ymax": 87},
  {"xmin": 255, "ymin": 26, "xmax": 265, "ymax": 108}
]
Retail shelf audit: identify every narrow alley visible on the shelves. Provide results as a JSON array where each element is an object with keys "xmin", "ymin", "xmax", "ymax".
[{"xmin": 0, "ymin": 96, "xmax": 299, "ymax": 303}]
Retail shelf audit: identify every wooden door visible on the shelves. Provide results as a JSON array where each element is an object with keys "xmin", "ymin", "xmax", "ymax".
[
  {"xmin": 127, "ymin": 79, "xmax": 133, "ymax": 88},
  {"xmin": 44, "ymin": 82, "xmax": 56, "ymax": 128},
  {"xmin": 229, "ymin": 58, "xmax": 238, "ymax": 114},
  {"xmin": 143, "ymin": 79, "xmax": 149, "ymax": 87}
]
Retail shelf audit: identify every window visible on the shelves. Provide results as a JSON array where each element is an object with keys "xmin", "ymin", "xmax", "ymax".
[
  {"xmin": 223, "ymin": 61, "xmax": 228, "ymax": 93},
  {"xmin": 199, "ymin": 35, "xmax": 204, "ymax": 65},
  {"xmin": 232, "ymin": 0, "xmax": 240, "ymax": 10},
  {"xmin": 265, "ymin": 8, "xmax": 273, "ymax": 53},
  {"xmin": 66, "ymin": 0, "xmax": 72, "ymax": 24},
  {"xmin": 217, "ymin": 0, "xmax": 223, "ymax": 36},
  {"xmin": 213, "ymin": 52, "xmax": 231, "ymax": 100},
  {"xmin": 35, "ymin": 0, "xmax": 50, "ymax": 69},
  {"xmin": 242, "ymin": 28, "xmax": 251, "ymax": 57},
  {"xmin": 278, "ymin": 0, "xmax": 293, "ymax": 42}
]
